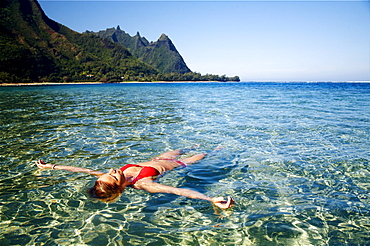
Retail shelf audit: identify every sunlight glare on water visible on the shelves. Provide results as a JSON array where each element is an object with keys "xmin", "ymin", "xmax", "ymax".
[{"xmin": 0, "ymin": 82, "xmax": 369, "ymax": 245}]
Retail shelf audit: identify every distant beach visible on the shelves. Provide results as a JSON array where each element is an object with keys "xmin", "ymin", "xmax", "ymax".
[
  {"xmin": 0, "ymin": 81, "xmax": 233, "ymax": 86},
  {"xmin": 0, "ymin": 82, "xmax": 105, "ymax": 86},
  {"xmin": 2, "ymin": 81, "xmax": 370, "ymax": 86}
]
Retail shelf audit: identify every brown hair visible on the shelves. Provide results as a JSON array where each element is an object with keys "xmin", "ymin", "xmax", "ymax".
[{"xmin": 87, "ymin": 180, "xmax": 123, "ymax": 203}]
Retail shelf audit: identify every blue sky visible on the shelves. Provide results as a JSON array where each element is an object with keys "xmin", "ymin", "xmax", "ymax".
[{"xmin": 39, "ymin": 1, "xmax": 370, "ymax": 82}]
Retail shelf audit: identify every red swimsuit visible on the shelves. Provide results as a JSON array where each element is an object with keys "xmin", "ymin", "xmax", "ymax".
[
  {"xmin": 120, "ymin": 164, "xmax": 160, "ymax": 185},
  {"xmin": 120, "ymin": 160, "xmax": 186, "ymax": 185}
]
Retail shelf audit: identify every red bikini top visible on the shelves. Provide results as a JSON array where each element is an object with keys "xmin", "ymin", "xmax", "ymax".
[{"xmin": 120, "ymin": 164, "xmax": 160, "ymax": 185}]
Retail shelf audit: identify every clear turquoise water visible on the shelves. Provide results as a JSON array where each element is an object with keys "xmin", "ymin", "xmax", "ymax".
[{"xmin": 0, "ymin": 82, "xmax": 369, "ymax": 245}]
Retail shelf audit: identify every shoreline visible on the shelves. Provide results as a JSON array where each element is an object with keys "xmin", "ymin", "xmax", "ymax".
[
  {"xmin": 0, "ymin": 81, "xmax": 233, "ymax": 87},
  {"xmin": 1, "ymin": 81, "xmax": 369, "ymax": 87}
]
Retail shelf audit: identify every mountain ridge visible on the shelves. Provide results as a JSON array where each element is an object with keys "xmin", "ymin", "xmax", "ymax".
[
  {"xmin": 90, "ymin": 26, "xmax": 191, "ymax": 74},
  {"xmin": 0, "ymin": 0, "xmax": 157, "ymax": 83}
]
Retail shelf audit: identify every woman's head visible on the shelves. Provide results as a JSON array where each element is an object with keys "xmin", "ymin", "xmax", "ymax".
[{"xmin": 88, "ymin": 169, "xmax": 126, "ymax": 203}]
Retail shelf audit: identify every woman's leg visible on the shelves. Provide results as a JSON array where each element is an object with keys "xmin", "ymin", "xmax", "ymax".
[
  {"xmin": 177, "ymin": 146, "xmax": 222, "ymax": 165},
  {"xmin": 156, "ymin": 145, "xmax": 200, "ymax": 160},
  {"xmin": 179, "ymin": 153, "xmax": 207, "ymax": 165},
  {"xmin": 155, "ymin": 149, "xmax": 183, "ymax": 160}
]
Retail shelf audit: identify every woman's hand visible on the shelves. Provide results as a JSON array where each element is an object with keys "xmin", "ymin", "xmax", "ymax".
[
  {"xmin": 35, "ymin": 160, "xmax": 53, "ymax": 169},
  {"xmin": 211, "ymin": 196, "xmax": 235, "ymax": 209},
  {"xmin": 35, "ymin": 160, "xmax": 104, "ymax": 176}
]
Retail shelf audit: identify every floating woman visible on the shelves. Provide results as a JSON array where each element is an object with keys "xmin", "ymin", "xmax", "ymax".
[{"xmin": 36, "ymin": 146, "xmax": 234, "ymax": 209}]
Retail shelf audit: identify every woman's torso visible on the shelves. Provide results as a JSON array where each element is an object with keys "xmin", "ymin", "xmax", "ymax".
[
  {"xmin": 121, "ymin": 159, "xmax": 179, "ymax": 184},
  {"xmin": 126, "ymin": 159, "xmax": 178, "ymax": 174}
]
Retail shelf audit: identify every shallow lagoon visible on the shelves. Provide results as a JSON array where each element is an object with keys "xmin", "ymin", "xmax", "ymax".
[{"xmin": 0, "ymin": 82, "xmax": 369, "ymax": 245}]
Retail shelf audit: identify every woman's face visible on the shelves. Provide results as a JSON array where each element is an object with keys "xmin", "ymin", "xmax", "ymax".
[{"xmin": 97, "ymin": 169, "xmax": 125, "ymax": 187}]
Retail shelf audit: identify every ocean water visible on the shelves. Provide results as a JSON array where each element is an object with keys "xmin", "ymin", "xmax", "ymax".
[{"xmin": 0, "ymin": 82, "xmax": 369, "ymax": 245}]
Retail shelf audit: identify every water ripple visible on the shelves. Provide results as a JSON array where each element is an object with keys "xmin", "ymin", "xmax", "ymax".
[{"xmin": 0, "ymin": 83, "xmax": 369, "ymax": 245}]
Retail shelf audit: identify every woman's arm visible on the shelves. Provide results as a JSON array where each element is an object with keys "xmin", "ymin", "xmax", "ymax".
[
  {"xmin": 35, "ymin": 160, "xmax": 104, "ymax": 176},
  {"xmin": 136, "ymin": 179, "xmax": 234, "ymax": 209}
]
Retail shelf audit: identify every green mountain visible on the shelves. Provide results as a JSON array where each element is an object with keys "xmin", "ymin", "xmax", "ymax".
[
  {"xmin": 91, "ymin": 26, "xmax": 191, "ymax": 74},
  {"xmin": 0, "ymin": 0, "xmax": 240, "ymax": 83},
  {"xmin": 0, "ymin": 0, "xmax": 158, "ymax": 83}
]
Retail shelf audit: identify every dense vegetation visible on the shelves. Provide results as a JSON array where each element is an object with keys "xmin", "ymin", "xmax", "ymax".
[
  {"xmin": 125, "ymin": 72, "xmax": 240, "ymax": 82},
  {"xmin": 0, "ymin": 0, "xmax": 240, "ymax": 83}
]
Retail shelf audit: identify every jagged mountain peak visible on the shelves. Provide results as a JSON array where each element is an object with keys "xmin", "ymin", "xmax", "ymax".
[
  {"xmin": 94, "ymin": 27, "xmax": 191, "ymax": 74},
  {"xmin": 158, "ymin": 33, "xmax": 169, "ymax": 41}
]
